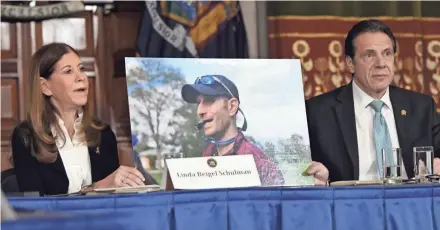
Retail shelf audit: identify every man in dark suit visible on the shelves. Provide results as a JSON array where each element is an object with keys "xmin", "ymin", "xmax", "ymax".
[{"xmin": 306, "ymin": 19, "xmax": 440, "ymax": 182}]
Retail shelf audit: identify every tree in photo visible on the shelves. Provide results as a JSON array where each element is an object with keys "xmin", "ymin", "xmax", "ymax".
[
  {"xmin": 164, "ymin": 105, "xmax": 207, "ymax": 158},
  {"xmin": 262, "ymin": 134, "xmax": 311, "ymax": 164},
  {"xmin": 277, "ymin": 134, "xmax": 310, "ymax": 158},
  {"xmin": 127, "ymin": 59, "xmax": 187, "ymax": 169},
  {"xmin": 262, "ymin": 134, "xmax": 312, "ymax": 184},
  {"xmin": 263, "ymin": 141, "xmax": 277, "ymax": 161}
]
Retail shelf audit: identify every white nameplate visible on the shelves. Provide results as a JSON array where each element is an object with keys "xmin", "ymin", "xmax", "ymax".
[{"xmin": 165, "ymin": 155, "xmax": 262, "ymax": 189}]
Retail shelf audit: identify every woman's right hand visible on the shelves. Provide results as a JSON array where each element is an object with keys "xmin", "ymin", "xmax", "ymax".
[{"xmin": 95, "ymin": 166, "xmax": 145, "ymax": 188}]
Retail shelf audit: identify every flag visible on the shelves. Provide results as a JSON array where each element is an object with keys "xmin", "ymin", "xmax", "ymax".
[{"xmin": 136, "ymin": 1, "xmax": 249, "ymax": 58}]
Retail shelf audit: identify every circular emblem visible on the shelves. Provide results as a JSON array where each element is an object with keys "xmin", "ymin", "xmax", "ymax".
[
  {"xmin": 427, "ymin": 40, "xmax": 440, "ymax": 58},
  {"xmin": 328, "ymin": 40, "xmax": 342, "ymax": 58},
  {"xmin": 291, "ymin": 40, "xmax": 310, "ymax": 58},
  {"xmin": 207, "ymin": 158, "xmax": 217, "ymax": 168}
]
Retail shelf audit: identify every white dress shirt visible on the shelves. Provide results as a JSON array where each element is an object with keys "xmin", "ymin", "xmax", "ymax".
[
  {"xmin": 51, "ymin": 111, "xmax": 92, "ymax": 193},
  {"xmin": 352, "ymin": 81, "xmax": 407, "ymax": 180}
]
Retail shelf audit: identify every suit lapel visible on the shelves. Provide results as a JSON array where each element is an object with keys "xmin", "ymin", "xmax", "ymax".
[
  {"xmin": 389, "ymin": 86, "xmax": 414, "ymax": 178},
  {"xmin": 52, "ymin": 151, "xmax": 67, "ymax": 174},
  {"xmin": 88, "ymin": 146, "xmax": 100, "ymax": 181},
  {"xmin": 334, "ymin": 83, "xmax": 360, "ymax": 179},
  {"xmin": 48, "ymin": 130, "xmax": 66, "ymax": 175}
]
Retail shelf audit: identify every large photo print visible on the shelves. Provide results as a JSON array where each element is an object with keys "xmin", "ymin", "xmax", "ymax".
[{"xmin": 125, "ymin": 58, "xmax": 313, "ymax": 186}]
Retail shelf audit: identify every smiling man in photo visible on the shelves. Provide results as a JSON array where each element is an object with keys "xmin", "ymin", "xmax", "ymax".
[
  {"xmin": 181, "ymin": 74, "xmax": 286, "ymax": 186},
  {"xmin": 182, "ymin": 74, "xmax": 330, "ymax": 186}
]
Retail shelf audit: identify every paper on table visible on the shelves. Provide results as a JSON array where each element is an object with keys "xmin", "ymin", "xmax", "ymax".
[
  {"xmin": 91, "ymin": 185, "xmax": 161, "ymax": 194},
  {"xmin": 330, "ymin": 180, "xmax": 384, "ymax": 186}
]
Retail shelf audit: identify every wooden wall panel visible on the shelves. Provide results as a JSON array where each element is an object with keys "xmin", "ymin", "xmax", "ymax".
[
  {"xmin": 112, "ymin": 77, "xmax": 131, "ymax": 138},
  {"xmin": 94, "ymin": 9, "xmax": 113, "ymax": 125},
  {"xmin": 109, "ymin": 11, "xmax": 142, "ymax": 136},
  {"xmin": 1, "ymin": 78, "xmax": 19, "ymax": 163},
  {"xmin": 1, "ymin": 19, "xmax": 19, "ymax": 172},
  {"xmin": 105, "ymin": 10, "xmax": 142, "ymax": 167},
  {"xmin": 110, "ymin": 12, "xmax": 142, "ymax": 54},
  {"xmin": 1, "ymin": 22, "xmax": 17, "ymax": 58},
  {"xmin": 88, "ymin": 77, "xmax": 96, "ymax": 115},
  {"xmin": 35, "ymin": 11, "xmax": 94, "ymax": 57},
  {"xmin": 1, "ymin": 62, "xmax": 18, "ymax": 75},
  {"xmin": 1, "ymin": 79, "xmax": 19, "ymax": 128}
]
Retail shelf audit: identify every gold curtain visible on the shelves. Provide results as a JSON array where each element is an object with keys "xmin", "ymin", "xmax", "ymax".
[{"xmin": 267, "ymin": 1, "xmax": 440, "ymax": 112}]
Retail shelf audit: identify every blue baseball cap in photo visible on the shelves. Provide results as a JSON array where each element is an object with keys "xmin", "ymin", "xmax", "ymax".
[{"xmin": 181, "ymin": 75, "xmax": 240, "ymax": 103}]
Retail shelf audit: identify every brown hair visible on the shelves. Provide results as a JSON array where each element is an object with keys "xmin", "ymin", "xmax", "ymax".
[{"xmin": 27, "ymin": 42, "xmax": 104, "ymax": 163}]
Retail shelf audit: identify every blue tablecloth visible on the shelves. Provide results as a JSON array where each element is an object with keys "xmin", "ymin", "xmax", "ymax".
[
  {"xmin": 3, "ymin": 184, "xmax": 440, "ymax": 230},
  {"xmin": 1, "ymin": 211, "xmax": 149, "ymax": 230}
]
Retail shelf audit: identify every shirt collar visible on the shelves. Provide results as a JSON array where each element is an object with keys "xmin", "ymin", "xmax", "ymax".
[
  {"xmin": 209, "ymin": 131, "xmax": 245, "ymax": 156},
  {"xmin": 352, "ymin": 79, "xmax": 392, "ymax": 110},
  {"xmin": 51, "ymin": 108, "xmax": 84, "ymax": 137}
]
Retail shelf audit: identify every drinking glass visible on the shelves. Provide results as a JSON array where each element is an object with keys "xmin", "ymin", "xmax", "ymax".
[
  {"xmin": 413, "ymin": 146, "xmax": 434, "ymax": 183},
  {"xmin": 381, "ymin": 148, "xmax": 403, "ymax": 184}
]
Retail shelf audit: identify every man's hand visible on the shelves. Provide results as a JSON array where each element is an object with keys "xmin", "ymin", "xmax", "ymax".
[
  {"xmin": 434, "ymin": 157, "xmax": 440, "ymax": 175},
  {"xmin": 417, "ymin": 157, "xmax": 440, "ymax": 175},
  {"xmin": 305, "ymin": 161, "xmax": 329, "ymax": 186}
]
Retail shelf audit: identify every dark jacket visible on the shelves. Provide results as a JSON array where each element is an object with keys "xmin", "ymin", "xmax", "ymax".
[
  {"xmin": 11, "ymin": 121, "xmax": 119, "ymax": 196},
  {"xmin": 306, "ymin": 83, "xmax": 440, "ymax": 182}
]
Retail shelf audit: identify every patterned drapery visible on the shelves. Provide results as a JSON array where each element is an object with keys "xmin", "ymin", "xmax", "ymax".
[{"xmin": 268, "ymin": 16, "xmax": 440, "ymax": 112}]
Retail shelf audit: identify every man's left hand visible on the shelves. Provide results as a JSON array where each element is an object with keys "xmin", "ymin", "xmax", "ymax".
[
  {"xmin": 434, "ymin": 157, "xmax": 440, "ymax": 175},
  {"xmin": 305, "ymin": 161, "xmax": 329, "ymax": 186}
]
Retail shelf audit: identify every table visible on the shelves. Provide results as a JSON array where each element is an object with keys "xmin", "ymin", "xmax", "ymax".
[{"xmin": 3, "ymin": 184, "xmax": 440, "ymax": 230}]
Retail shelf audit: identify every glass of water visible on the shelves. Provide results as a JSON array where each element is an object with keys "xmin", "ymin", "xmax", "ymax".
[
  {"xmin": 381, "ymin": 148, "xmax": 403, "ymax": 184},
  {"xmin": 413, "ymin": 146, "xmax": 434, "ymax": 182}
]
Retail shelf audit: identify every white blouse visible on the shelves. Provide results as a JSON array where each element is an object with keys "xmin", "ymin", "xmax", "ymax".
[{"xmin": 51, "ymin": 112, "xmax": 92, "ymax": 194}]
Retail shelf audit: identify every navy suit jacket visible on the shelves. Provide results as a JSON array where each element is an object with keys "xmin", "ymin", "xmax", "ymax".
[{"xmin": 306, "ymin": 83, "xmax": 440, "ymax": 182}]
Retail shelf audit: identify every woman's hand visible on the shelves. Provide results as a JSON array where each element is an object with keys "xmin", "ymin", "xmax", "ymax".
[{"xmin": 95, "ymin": 166, "xmax": 145, "ymax": 188}]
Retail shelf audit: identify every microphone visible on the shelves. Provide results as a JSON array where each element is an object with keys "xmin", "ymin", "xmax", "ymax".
[
  {"xmin": 196, "ymin": 120, "xmax": 207, "ymax": 130},
  {"xmin": 196, "ymin": 119, "xmax": 212, "ymax": 130}
]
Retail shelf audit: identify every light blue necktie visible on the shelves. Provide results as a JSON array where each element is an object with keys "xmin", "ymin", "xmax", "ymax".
[{"xmin": 369, "ymin": 100, "xmax": 393, "ymax": 178}]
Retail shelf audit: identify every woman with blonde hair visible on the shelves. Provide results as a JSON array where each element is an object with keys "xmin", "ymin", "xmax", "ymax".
[{"xmin": 11, "ymin": 42, "xmax": 145, "ymax": 196}]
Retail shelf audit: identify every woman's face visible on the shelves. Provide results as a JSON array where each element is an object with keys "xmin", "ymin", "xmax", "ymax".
[{"xmin": 40, "ymin": 51, "xmax": 89, "ymax": 111}]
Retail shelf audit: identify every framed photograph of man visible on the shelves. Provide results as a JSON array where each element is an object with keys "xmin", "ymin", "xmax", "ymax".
[{"xmin": 125, "ymin": 58, "xmax": 313, "ymax": 187}]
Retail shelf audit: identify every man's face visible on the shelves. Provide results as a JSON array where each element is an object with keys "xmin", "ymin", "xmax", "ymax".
[
  {"xmin": 196, "ymin": 95, "xmax": 238, "ymax": 137},
  {"xmin": 346, "ymin": 32, "xmax": 395, "ymax": 97}
]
